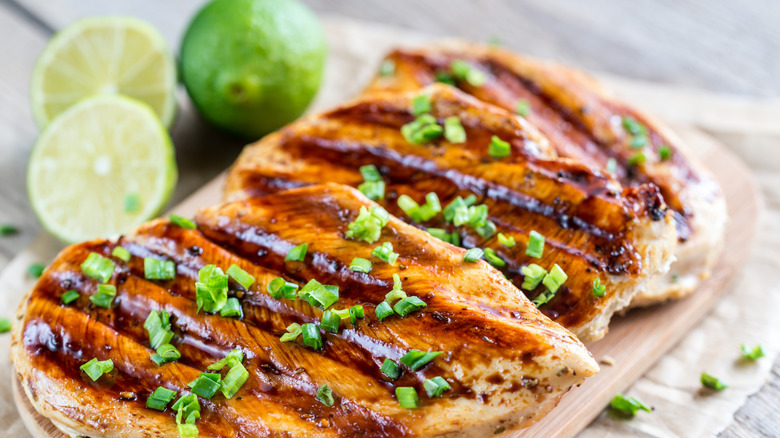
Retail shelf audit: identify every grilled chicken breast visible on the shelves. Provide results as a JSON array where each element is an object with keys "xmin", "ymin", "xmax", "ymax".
[
  {"xmin": 364, "ymin": 41, "xmax": 727, "ymax": 306},
  {"xmin": 11, "ymin": 184, "xmax": 598, "ymax": 438},
  {"xmin": 224, "ymin": 85, "xmax": 677, "ymax": 341}
]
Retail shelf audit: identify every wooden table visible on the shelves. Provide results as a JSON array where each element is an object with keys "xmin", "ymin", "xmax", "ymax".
[{"xmin": 0, "ymin": 0, "xmax": 776, "ymax": 436}]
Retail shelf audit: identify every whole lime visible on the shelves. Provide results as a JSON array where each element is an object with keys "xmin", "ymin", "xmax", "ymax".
[{"xmin": 180, "ymin": 0, "xmax": 326, "ymax": 138}]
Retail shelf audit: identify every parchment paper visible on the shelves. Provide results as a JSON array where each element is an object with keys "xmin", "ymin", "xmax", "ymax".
[{"xmin": 2, "ymin": 17, "xmax": 779, "ymax": 438}]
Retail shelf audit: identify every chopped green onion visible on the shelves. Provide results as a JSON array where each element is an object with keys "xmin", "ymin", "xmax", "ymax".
[
  {"xmin": 435, "ymin": 70, "xmax": 456, "ymax": 85},
  {"xmin": 169, "ymin": 214, "xmax": 196, "ymax": 230},
  {"xmin": 0, "ymin": 318, "xmax": 11, "ymax": 333},
  {"xmin": 400, "ymin": 349, "xmax": 441, "ymax": 371},
  {"xmin": 144, "ymin": 257, "xmax": 176, "ymax": 281},
  {"xmin": 532, "ymin": 291, "xmax": 555, "ymax": 307},
  {"xmin": 349, "ymin": 305, "xmax": 365, "ymax": 325},
  {"xmin": 316, "ymin": 384, "xmax": 335, "ymax": 407},
  {"xmin": 299, "ymin": 279, "xmax": 339, "ymax": 310},
  {"xmin": 451, "ymin": 59, "xmax": 486, "ymax": 87},
  {"xmin": 146, "ymin": 386, "xmax": 176, "ymax": 411},
  {"xmin": 172, "ymin": 394, "xmax": 201, "ymax": 437},
  {"xmin": 385, "ymin": 273, "xmax": 407, "ymax": 303},
  {"xmin": 124, "ymin": 194, "xmax": 140, "ymax": 213},
  {"xmin": 333, "ymin": 308, "xmax": 350, "ymax": 321},
  {"xmin": 488, "ymin": 135, "xmax": 511, "ymax": 158},
  {"xmin": 0, "ymin": 224, "xmax": 18, "ymax": 236},
  {"xmin": 280, "ymin": 323, "xmax": 302, "ymax": 342},
  {"xmin": 397, "ymin": 194, "xmax": 419, "ymax": 216},
  {"xmin": 393, "ymin": 296, "xmax": 427, "ymax": 317},
  {"xmin": 621, "ymin": 116, "xmax": 647, "ymax": 136},
  {"xmin": 463, "ymin": 247, "xmax": 484, "ymax": 263},
  {"xmin": 610, "ymin": 394, "xmax": 651, "ymax": 416},
  {"xmin": 267, "ymin": 277, "xmax": 299, "ymax": 300},
  {"xmin": 220, "ymin": 297, "xmax": 242, "ymax": 318},
  {"xmin": 630, "ymin": 135, "xmax": 647, "ymax": 149},
  {"xmin": 208, "ymin": 349, "xmax": 244, "ymax": 371},
  {"xmin": 411, "ymin": 94, "xmax": 432, "ymax": 116},
  {"xmin": 111, "ymin": 246, "xmax": 131, "ymax": 262},
  {"xmin": 90, "ymin": 283, "xmax": 116, "ymax": 308},
  {"xmin": 373, "ymin": 242, "xmax": 399, "ymax": 265},
  {"xmin": 358, "ymin": 180, "xmax": 386, "ymax": 201},
  {"xmin": 151, "ymin": 343, "xmax": 181, "ymax": 365},
  {"xmin": 474, "ymin": 220, "xmax": 496, "ymax": 239},
  {"xmin": 80, "ymin": 357, "xmax": 113, "ymax": 381},
  {"xmin": 401, "ymin": 114, "xmax": 443, "ymax": 145},
  {"xmin": 61, "ymin": 290, "xmax": 79, "ymax": 305},
  {"xmin": 285, "ymin": 243, "xmax": 308, "ymax": 262},
  {"xmin": 453, "ymin": 203, "xmax": 489, "ymax": 228},
  {"xmin": 381, "ymin": 358, "xmax": 401, "ymax": 379},
  {"xmin": 346, "ymin": 206, "xmax": 390, "ymax": 243},
  {"xmin": 424, "ymin": 376, "xmax": 451, "ymax": 397},
  {"xmin": 321, "ymin": 310, "xmax": 341, "ymax": 333},
  {"xmin": 542, "ymin": 264, "xmax": 568, "ymax": 293},
  {"xmin": 592, "ymin": 278, "xmax": 606, "ymax": 297},
  {"xmin": 628, "ymin": 153, "xmax": 646, "ymax": 167},
  {"xmin": 520, "ymin": 264, "xmax": 547, "ymax": 291},
  {"xmin": 701, "ymin": 373, "xmax": 727, "ymax": 391},
  {"xmin": 226, "ymin": 264, "xmax": 255, "ymax": 290},
  {"xmin": 360, "ymin": 164, "xmax": 382, "ymax": 182},
  {"xmin": 526, "ymin": 230, "xmax": 545, "ymax": 258},
  {"xmin": 188, "ymin": 372, "xmax": 222, "ymax": 399},
  {"xmin": 375, "ymin": 301, "xmax": 395, "ymax": 321},
  {"xmin": 195, "ymin": 264, "xmax": 229, "ymax": 313},
  {"xmin": 659, "ymin": 145, "xmax": 672, "ymax": 161},
  {"xmin": 349, "ymin": 257, "xmax": 373, "ymax": 274},
  {"xmin": 379, "ymin": 59, "xmax": 395, "ymax": 76},
  {"xmin": 221, "ymin": 362, "xmax": 249, "ymax": 398},
  {"xmin": 497, "ymin": 233, "xmax": 515, "ymax": 248},
  {"xmin": 427, "ymin": 228, "xmax": 448, "ymax": 241},
  {"xmin": 515, "ymin": 99, "xmax": 531, "ymax": 117},
  {"xmin": 144, "ymin": 310, "xmax": 173, "ymax": 350},
  {"xmin": 483, "ymin": 248, "xmax": 506, "ymax": 268},
  {"xmin": 444, "ymin": 116, "xmax": 466, "ymax": 143},
  {"xmin": 301, "ymin": 323, "xmax": 323, "ymax": 350},
  {"xmin": 605, "ymin": 158, "xmax": 618, "ymax": 174},
  {"xmin": 81, "ymin": 252, "xmax": 115, "ymax": 283},
  {"xmin": 741, "ymin": 344, "xmax": 765, "ymax": 361},
  {"xmin": 397, "ymin": 192, "xmax": 441, "ymax": 222},
  {"xmin": 396, "ymin": 387, "xmax": 419, "ymax": 409}
]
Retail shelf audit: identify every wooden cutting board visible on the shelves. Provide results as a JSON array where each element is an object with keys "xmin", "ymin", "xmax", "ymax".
[{"xmin": 11, "ymin": 122, "xmax": 761, "ymax": 438}]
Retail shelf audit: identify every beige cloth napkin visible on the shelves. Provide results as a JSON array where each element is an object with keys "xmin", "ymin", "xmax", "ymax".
[{"xmin": 2, "ymin": 17, "xmax": 779, "ymax": 438}]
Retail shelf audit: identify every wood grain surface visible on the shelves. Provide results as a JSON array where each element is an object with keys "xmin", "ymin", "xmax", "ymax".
[{"xmin": 0, "ymin": 0, "xmax": 778, "ymax": 436}]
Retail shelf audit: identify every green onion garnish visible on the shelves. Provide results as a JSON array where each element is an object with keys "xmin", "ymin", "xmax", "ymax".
[
  {"xmin": 346, "ymin": 206, "xmax": 390, "ymax": 243},
  {"xmin": 381, "ymin": 358, "xmax": 401, "ymax": 379},
  {"xmin": 81, "ymin": 252, "xmax": 115, "ymax": 283},
  {"xmin": 90, "ymin": 283, "xmax": 116, "ymax": 308},
  {"xmin": 151, "ymin": 343, "xmax": 181, "ymax": 365},
  {"xmin": 195, "ymin": 264, "xmax": 229, "ymax": 313},
  {"xmin": 379, "ymin": 59, "xmax": 395, "ymax": 76},
  {"xmin": 360, "ymin": 164, "xmax": 382, "ymax": 182},
  {"xmin": 301, "ymin": 323, "xmax": 323, "ymax": 350},
  {"xmin": 385, "ymin": 273, "xmax": 407, "ymax": 303},
  {"xmin": 349, "ymin": 305, "xmax": 365, "ymax": 324},
  {"xmin": 701, "ymin": 373, "xmax": 727, "ymax": 391},
  {"xmin": 630, "ymin": 135, "xmax": 647, "ymax": 149},
  {"xmin": 659, "ymin": 145, "xmax": 672, "ymax": 161},
  {"xmin": 451, "ymin": 59, "xmax": 486, "ymax": 87},
  {"xmin": 220, "ymin": 297, "xmax": 242, "ymax": 318},
  {"xmin": 144, "ymin": 257, "xmax": 176, "ymax": 281},
  {"xmin": 111, "ymin": 246, "xmax": 131, "ymax": 262},
  {"xmin": 483, "ymin": 248, "xmax": 506, "ymax": 268},
  {"xmin": 412, "ymin": 94, "xmax": 432, "ymax": 116},
  {"xmin": 80, "ymin": 357, "xmax": 113, "ymax": 381},
  {"xmin": 208, "ymin": 349, "xmax": 244, "ymax": 371},
  {"xmin": 424, "ymin": 376, "xmax": 451, "ymax": 397},
  {"xmin": 397, "ymin": 192, "xmax": 441, "ymax": 222},
  {"xmin": 188, "ymin": 372, "xmax": 222, "ymax": 399},
  {"xmin": 124, "ymin": 194, "xmax": 140, "ymax": 213},
  {"xmin": 628, "ymin": 153, "xmax": 646, "ymax": 167},
  {"xmin": 427, "ymin": 228, "xmax": 448, "ymax": 241},
  {"xmin": 280, "ymin": 323, "xmax": 302, "ymax": 342},
  {"xmin": 169, "ymin": 214, "xmax": 196, "ymax": 230},
  {"xmin": 444, "ymin": 116, "xmax": 466, "ymax": 143},
  {"xmin": 145, "ymin": 310, "xmax": 173, "ymax": 350},
  {"xmin": 285, "ymin": 243, "xmax": 308, "ymax": 262},
  {"xmin": 226, "ymin": 264, "xmax": 255, "ymax": 290},
  {"xmin": 488, "ymin": 135, "xmax": 511, "ymax": 158},
  {"xmin": 299, "ymin": 279, "xmax": 339, "ymax": 310},
  {"xmin": 452, "ymin": 203, "xmax": 488, "ymax": 228},
  {"xmin": 515, "ymin": 99, "xmax": 531, "ymax": 117},
  {"xmin": 605, "ymin": 158, "xmax": 618, "ymax": 174},
  {"xmin": 520, "ymin": 264, "xmax": 547, "ymax": 291},
  {"xmin": 316, "ymin": 384, "xmax": 335, "ymax": 407},
  {"xmin": 375, "ymin": 301, "xmax": 395, "ymax": 322},
  {"xmin": 358, "ymin": 180, "xmax": 386, "ymax": 201},
  {"xmin": 396, "ymin": 387, "xmax": 419, "ymax": 409},
  {"xmin": 400, "ymin": 349, "xmax": 441, "ymax": 371},
  {"xmin": 0, "ymin": 224, "xmax": 18, "ymax": 236},
  {"xmin": 474, "ymin": 220, "xmax": 496, "ymax": 239},
  {"xmin": 267, "ymin": 277, "xmax": 299, "ymax": 300},
  {"xmin": 497, "ymin": 233, "xmax": 515, "ymax": 248},
  {"xmin": 349, "ymin": 257, "xmax": 373, "ymax": 273},
  {"xmin": 435, "ymin": 70, "xmax": 456, "ymax": 85},
  {"xmin": 373, "ymin": 242, "xmax": 399, "ymax": 265},
  {"xmin": 741, "ymin": 344, "xmax": 765, "ymax": 361},
  {"xmin": 542, "ymin": 264, "xmax": 568, "ymax": 293},
  {"xmin": 621, "ymin": 116, "xmax": 647, "ymax": 136},
  {"xmin": 401, "ymin": 114, "xmax": 443, "ymax": 145},
  {"xmin": 0, "ymin": 318, "xmax": 11, "ymax": 333},
  {"xmin": 61, "ymin": 290, "xmax": 79, "ymax": 305},
  {"xmin": 393, "ymin": 296, "xmax": 427, "ymax": 317},
  {"xmin": 592, "ymin": 278, "xmax": 606, "ymax": 297},
  {"xmin": 146, "ymin": 386, "xmax": 176, "ymax": 411},
  {"xmin": 172, "ymin": 394, "xmax": 201, "ymax": 437},
  {"xmin": 609, "ymin": 394, "xmax": 651, "ymax": 416},
  {"xmin": 526, "ymin": 230, "xmax": 545, "ymax": 258},
  {"xmin": 463, "ymin": 247, "xmax": 484, "ymax": 263},
  {"xmin": 221, "ymin": 362, "xmax": 249, "ymax": 398},
  {"xmin": 321, "ymin": 310, "xmax": 341, "ymax": 333}
]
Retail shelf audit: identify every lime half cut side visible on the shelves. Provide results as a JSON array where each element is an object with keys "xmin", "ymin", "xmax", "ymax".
[
  {"xmin": 28, "ymin": 95, "xmax": 177, "ymax": 243},
  {"xmin": 31, "ymin": 16, "xmax": 177, "ymax": 129}
]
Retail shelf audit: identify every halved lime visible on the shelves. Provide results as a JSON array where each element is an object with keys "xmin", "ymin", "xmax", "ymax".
[
  {"xmin": 28, "ymin": 95, "xmax": 177, "ymax": 243},
  {"xmin": 31, "ymin": 16, "xmax": 177, "ymax": 129}
]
